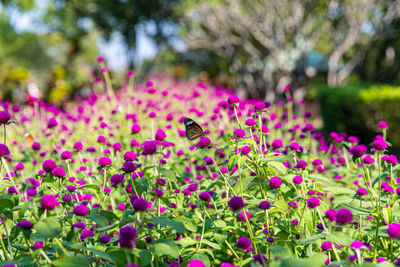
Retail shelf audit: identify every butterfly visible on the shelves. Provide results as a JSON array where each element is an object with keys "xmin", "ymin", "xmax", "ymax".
[
  {"xmin": 184, "ymin": 118, "xmax": 206, "ymax": 141},
  {"xmin": 24, "ymin": 132, "xmax": 34, "ymax": 146}
]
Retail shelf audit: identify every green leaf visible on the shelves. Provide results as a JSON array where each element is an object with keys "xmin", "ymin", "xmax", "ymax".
[
  {"xmin": 178, "ymin": 237, "xmax": 197, "ymax": 247},
  {"xmin": 336, "ymin": 203, "xmax": 371, "ymax": 216},
  {"xmin": 33, "ymin": 217, "xmax": 60, "ymax": 240},
  {"xmin": 136, "ymin": 177, "xmax": 149, "ymax": 192},
  {"xmin": 150, "ymin": 216, "xmax": 186, "ymax": 234},
  {"xmin": 153, "ymin": 240, "xmax": 179, "ymax": 258},
  {"xmin": 233, "ymin": 175, "xmax": 256, "ymax": 195},
  {"xmin": 139, "ymin": 250, "xmax": 152, "ymax": 266},
  {"xmin": 108, "ymin": 250, "xmax": 128, "ymax": 267},
  {"xmin": 263, "ymin": 155, "xmax": 292, "ymax": 162},
  {"xmin": 0, "ymin": 198, "xmax": 14, "ymax": 212},
  {"xmin": 77, "ymin": 184, "xmax": 100, "ymax": 190},
  {"xmin": 52, "ymin": 254, "xmax": 89, "ymax": 267},
  {"xmin": 213, "ymin": 220, "xmax": 226, "ymax": 228},
  {"xmin": 327, "ymin": 231, "xmax": 352, "ymax": 246},
  {"xmin": 269, "ymin": 244, "xmax": 292, "ymax": 259},
  {"xmin": 228, "ymin": 155, "xmax": 238, "ymax": 172},
  {"xmin": 296, "ymin": 233, "xmax": 326, "ymax": 245},
  {"xmin": 100, "ymin": 210, "xmax": 119, "ymax": 221},
  {"xmin": 280, "ymin": 253, "xmax": 327, "ymax": 267},
  {"xmin": 174, "ymin": 217, "xmax": 197, "ymax": 232},
  {"xmin": 268, "ymin": 161, "xmax": 286, "ymax": 174},
  {"xmin": 160, "ymin": 168, "xmax": 176, "ymax": 181},
  {"xmin": 87, "ymin": 211, "xmax": 108, "ymax": 228},
  {"xmin": 189, "ymin": 253, "xmax": 210, "ymax": 267},
  {"xmin": 202, "ymin": 239, "xmax": 221, "ymax": 250},
  {"xmin": 85, "ymin": 247, "xmax": 113, "ymax": 262},
  {"xmin": 5, "ymin": 120, "xmax": 16, "ymax": 125}
]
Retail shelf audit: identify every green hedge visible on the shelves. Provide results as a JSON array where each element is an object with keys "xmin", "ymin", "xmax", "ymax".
[{"xmin": 317, "ymin": 83, "xmax": 400, "ymax": 149}]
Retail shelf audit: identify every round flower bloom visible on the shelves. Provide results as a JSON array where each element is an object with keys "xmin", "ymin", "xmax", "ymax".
[
  {"xmin": 0, "ymin": 110, "xmax": 11, "ymax": 124},
  {"xmin": 52, "ymin": 167, "xmax": 65, "ymax": 178},
  {"xmin": 238, "ymin": 210, "xmax": 251, "ymax": 221},
  {"xmin": 73, "ymin": 204, "xmax": 89, "ymax": 216},
  {"xmin": 199, "ymin": 192, "xmax": 212, "ymax": 202},
  {"xmin": 155, "ymin": 129, "xmax": 167, "ymax": 141},
  {"xmin": 356, "ymin": 188, "xmax": 368, "ymax": 196},
  {"xmin": 350, "ymin": 240, "xmax": 364, "ymax": 249},
  {"xmin": 378, "ymin": 121, "xmax": 388, "ymax": 129},
  {"xmin": 388, "ymin": 223, "xmax": 400, "ymax": 239},
  {"xmin": 119, "ymin": 225, "xmax": 137, "ymax": 248},
  {"xmin": 110, "ymin": 174, "xmax": 125, "ymax": 187},
  {"xmin": 312, "ymin": 159, "xmax": 322, "ymax": 166},
  {"xmin": 196, "ymin": 137, "xmax": 211, "ymax": 148},
  {"xmin": 0, "ymin": 144, "xmax": 10, "ymax": 157},
  {"xmin": 41, "ymin": 195, "xmax": 58, "ymax": 210},
  {"xmin": 132, "ymin": 198, "xmax": 148, "ymax": 211},
  {"xmin": 321, "ymin": 241, "xmax": 332, "ymax": 251},
  {"xmin": 98, "ymin": 157, "xmax": 112, "ymax": 167},
  {"xmin": 131, "ymin": 123, "xmax": 141, "ymax": 134},
  {"xmin": 233, "ymin": 129, "xmax": 245, "ymax": 138},
  {"xmin": 245, "ymin": 119, "xmax": 256, "ymax": 127},
  {"xmin": 237, "ymin": 237, "xmax": 252, "ymax": 249},
  {"xmin": 259, "ymin": 200, "xmax": 271, "ymax": 210},
  {"xmin": 349, "ymin": 145, "xmax": 367, "ymax": 158},
  {"xmin": 122, "ymin": 161, "xmax": 136, "ymax": 173},
  {"xmin": 269, "ymin": 176, "xmax": 282, "ymax": 189},
  {"xmin": 47, "ymin": 117, "xmax": 58, "ymax": 128},
  {"xmin": 81, "ymin": 229, "xmax": 94, "ymax": 241},
  {"xmin": 73, "ymin": 142, "xmax": 83, "ymax": 151},
  {"xmin": 307, "ymin": 197, "xmax": 320, "ymax": 209},
  {"xmin": 220, "ymin": 263, "xmax": 233, "ymax": 267},
  {"xmin": 187, "ymin": 259, "xmax": 206, "ymax": 267},
  {"xmin": 241, "ymin": 146, "xmax": 251, "ymax": 156},
  {"xmin": 267, "ymin": 237, "xmax": 274, "ymax": 243},
  {"xmin": 255, "ymin": 101, "xmax": 266, "ymax": 110},
  {"xmin": 297, "ymin": 160, "xmax": 308, "ymax": 169},
  {"xmin": 123, "ymin": 151, "xmax": 136, "ymax": 161},
  {"xmin": 16, "ymin": 220, "xmax": 33, "ymax": 230},
  {"xmin": 335, "ymin": 208, "xmax": 353, "ymax": 225},
  {"xmin": 227, "ymin": 95, "xmax": 239, "ymax": 105},
  {"xmin": 32, "ymin": 142, "xmax": 41, "ymax": 151},
  {"xmin": 32, "ymin": 241, "xmax": 43, "ymax": 250},
  {"xmin": 154, "ymin": 188, "xmax": 164, "ymax": 197},
  {"xmin": 142, "ymin": 141, "xmax": 157, "ymax": 155},
  {"xmin": 228, "ymin": 196, "xmax": 244, "ymax": 211},
  {"xmin": 292, "ymin": 175, "xmax": 303, "ymax": 185},
  {"xmin": 372, "ymin": 139, "xmax": 388, "ymax": 151},
  {"xmin": 61, "ymin": 151, "xmax": 72, "ymax": 160},
  {"xmin": 253, "ymin": 254, "xmax": 268, "ymax": 265},
  {"xmin": 99, "ymin": 235, "xmax": 111, "ymax": 243},
  {"xmin": 42, "ymin": 159, "xmax": 57, "ymax": 173},
  {"xmin": 271, "ymin": 139, "xmax": 283, "ymax": 149},
  {"xmin": 362, "ymin": 155, "xmax": 375, "ymax": 164}
]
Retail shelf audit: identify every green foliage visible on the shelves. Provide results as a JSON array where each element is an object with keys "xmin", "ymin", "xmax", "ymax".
[{"xmin": 317, "ymin": 83, "xmax": 400, "ymax": 149}]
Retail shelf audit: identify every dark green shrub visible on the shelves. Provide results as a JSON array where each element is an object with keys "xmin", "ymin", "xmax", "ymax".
[{"xmin": 317, "ymin": 83, "xmax": 400, "ymax": 149}]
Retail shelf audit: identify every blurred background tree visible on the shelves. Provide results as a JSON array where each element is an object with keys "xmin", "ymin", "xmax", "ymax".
[{"xmin": 1, "ymin": 0, "xmax": 400, "ymax": 150}]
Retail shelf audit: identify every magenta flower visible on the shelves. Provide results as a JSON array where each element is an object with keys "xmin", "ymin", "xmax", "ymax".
[
  {"xmin": 259, "ymin": 201, "xmax": 271, "ymax": 210},
  {"xmin": 123, "ymin": 151, "xmax": 136, "ymax": 161},
  {"xmin": 292, "ymin": 175, "xmax": 303, "ymax": 185},
  {"xmin": 61, "ymin": 151, "xmax": 72, "ymax": 160},
  {"xmin": 271, "ymin": 139, "xmax": 283, "ymax": 149},
  {"xmin": 378, "ymin": 121, "xmax": 388, "ymax": 129},
  {"xmin": 73, "ymin": 204, "xmax": 89, "ymax": 216},
  {"xmin": 241, "ymin": 146, "xmax": 251, "ymax": 156},
  {"xmin": 110, "ymin": 174, "xmax": 125, "ymax": 187},
  {"xmin": 254, "ymin": 101, "xmax": 266, "ymax": 110},
  {"xmin": 233, "ymin": 128, "xmax": 245, "ymax": 138},
  {"xmin": 16, "ymin": 220, "xmax": 33, "ymax": 230},
  {"xmin": 132, "ymin": 198, "xmax": 148, "ymax": 211},
  {"xmin": 356, "ymin": 188, "xmax": 368, "ymax": 196},
  {"xmin": 238, "ymin": 210, "xmax": 251, "ymax": 221},
  {"xmin": 47, "ymin": 117, "xmax": 58, "ymax": 128},
  {"xmin": 237, "ymin": 237, "xmax": 251, "ymax": 249},
  {"xmin": 335, "ymin": 208, "xmax": 353, "ymax": 225},
  {"xmin": 142, "ymin": 141, "xmax": 157, "ymax": 155},
  {"xmin": 321, "ymin": 241, "xmax": 332, "ymax": 251},
  {"xmin": 296, "ymin": 160, "xmax": 308, "ymax": 169},
  {"xmin": 41, "ymin": 195, "xmax": 58, "ymax": 210},
  {"xmin": 0, "ymin": 144, "xmax": 10, "ymax": 157},
  {"xmin": 269, "ymin": 176, "xmax": 282, "ymax": 189},
  {"xmin": 131, "ymin": 123, "xmax": 141, "ymax": 134},
  {"xmin": 32, "ymin": 241, "xmax": 43, "ymax": 250},
  {"xmin": 227, "ymin": 95, "xmax": 239, "ymax": 105},
  {"xmin": 349, "ymin": 144, "xmax": 367, "ymax": 157},
  {"xmin": 228, "ymin": 196, "xmax": 244, "ymax": 211},
  {"xmin": 196, "ymin": 137, "xmax": 211, "ymax": 148},
  {"xmin": 388, "ymin": 223, "xmax": 400, "ymax": 239},
  {"xmin": 0, "ymin": 110, "xmax": 11, "ymax": 124},
  {"xmin": 73, "ymin": 142, "xmax": 83, "ymax": 151},
  {"xmin": 42, "ymin": 159, "xmax": 57, "ymax": 173},
  {"xmin": 119, "ymin": 225, "xmax": 137, "ymax": 248},
  {"xmin": 52, "ymin": 167, "xmax": 65, "ymax": 177},
  {"xmin": 307, "ymin": 197, "xmax": 320, "ymax": 209},
  {"xmin": 99, "ymin": 235, "xmax": 111, "ymax": 243},
  {"xmin": 245, "ymin": 119, "xmax": 256, "ymax": 127},
  {"xmin": 371, "ymin": 139, "xmax": 388, "ymax": 150},
  {"xmin": 155, "ymin": 129, "xmax": 167, "ymax": 141},
  {"xmin": 98, "ymin": 157, "xmax": 112, "ymax": 167},
  {"xmin": 199, "ymin": 192, "xmax": 211, "ymax": 202}
]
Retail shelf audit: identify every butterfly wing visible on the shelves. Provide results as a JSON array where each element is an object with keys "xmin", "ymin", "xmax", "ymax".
[
  {"xmin": 184, "ymin": 118, "xmax": 205, "ymax": 141},
  {"xmin": 24, "ymin": 133, "xmax": 34, "ymax": 146}
]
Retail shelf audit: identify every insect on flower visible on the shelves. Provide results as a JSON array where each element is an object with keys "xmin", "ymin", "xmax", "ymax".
[
  {"xmin": 183, "ymin": 118, "xmax": 206, "ymax": 141},
  {"xmin": 24, "ymin": 132, "xmax": 34, "ymax": 146}
]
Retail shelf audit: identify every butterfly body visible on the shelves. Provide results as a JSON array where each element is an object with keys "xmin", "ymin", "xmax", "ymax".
[
  {"xmin": 24, "ymin": 133, "xmax": 34, "ymax": 146},
  {"xmin": 184, "ymin": 118, "xmax": 205, "ymax": 141}
]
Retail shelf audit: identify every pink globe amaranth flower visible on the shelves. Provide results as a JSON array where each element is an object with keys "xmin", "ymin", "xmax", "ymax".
[
  {"xmin": 61, "ymin": 151, "xmax": 72, "ymax": 160},
  {"xmin": 220, "ymin": 263, "xmax": 233, "ymax": 267},
  {"xmin": 32, "ymin": 241, "xmax": 43, "ymax": 250},
  {"xmin": 155, "ymin": 129, "xmax": 167, "ymax": 141},
  {"xmin": 238, "ymin": 210, "xmax": 251, "ymax": 221},
  {"xmin": 27, "ymin": 188, "xmax": 37, "ymax": 197},
  {"xmin": 98, "ymin": 157, "xmax": 112, "ymax": 167},
  {"xmin": 241, "ymin": 146, "xmax": 251, "ymax": 156},
  {"xmin": 142, "ymin": 141, "xmax": 157, "ymax": 155},
  {"xmin": 47, "ymin": 117, "xmax": 58, "ymax": 128},
  {"xmin": 73, "ymin": 204, "xmax": 89, "ymax": 216},
  {"xmin": 284, "ymin": 85, "xmax": 291, "ymax": 92},
  {"xmin": 110, "ymin": 174, "xmax": 125, "ymax": 187},
  {"xmin": 52, "ymin": 167, "xmax": 65, "ymax": 177},
  {"xmin": 349, "ymin": 144, "xmax": 367, "ymax": 157},
  {"xmin": 112, "ymin": 142, "xmax": 122, "ymax": 152},
  {"xmin": 73, "ymin": 142, "xmax": 83, "ymax": 151},
  {"xmin": 228, "ymin": 196, "xmax": 244, "ymax": 211},
  {"xmin": 237, "ymin": 237, "xmax": 252, "ymax": 249},
  {"xmin": 131, "ymin": 123, "xmax": 141, "ymax": 134},
  {"xmin": 382, "ymin": 155, "xmax": 398, "ymax": 165},
  {"xmin": 372, "ymin": 139, "xmax": 388, "ymax": 150},
  {"xmin": 233, "ymin": 128, "xmax": 245, "ymax": 138},
  {"xmin": 347, "ymin": 136, "xmax": 359, "ymax": 144},
  {"xmin": 122, "ymin": 161, "xmax": 136, "ymax": 173},
  {"xmin": 148, "ymin": 111, "xmax": 157, "ymax": 118},
  {"xmin": 119, "ymin": 225, "xmax": 137, "ymax": 248},
  {"xmin": 255, "ymin": 101, "xmax": 266, "ymax": 110},
  {"xmin": 41, "ymin": 195, "xmax": 58, "ymax": 210},
  {"xmin": 296, "ymin": 160, "xmax": 308, "ymax": 169},
  {"xmin": 312, "ymin": 159, "xmax": 322, "ymax": 166},
  {"xmin": 253, "ymin": 254, "xmax": 268, "ymax": 265},
  {"xmin": 132, "ymin": 198, "xmax": 148, "ymax": 211},
  {"xmin": 123, "ymin": 151, "xmax": 136, "ymax": 161},
  {"xmin": 292, "ymin": 175, "xmax": 303, "ymax": 185},
  {"xmin": 259, "ymin": 201, "xmax": 271, "ymax": 210},
  {"xmin": 199, "ymin": 192, "xmax": 211, "ymax": 202},
  {"xmin": 321, "ymin": 241, "xmax": 332, "ymax": 251},
  {"xmin": 388, "ymin": 223, "xmax": 400, "ymax": 238},
  {"xmin": 350, "ymin": 240, "xmax": 364, "ymax": 249},
  {"xmin": 307, "ymin": 197, "xmax": 320, "ymax": 209},
  {"xmin": 196, "ymin": 137, "xmax": 211, "ymax": 148},
  {"xmin": 0, "ymin": 110, "xmax": 11, "ymax": 124},
  {"xmin": 378, "ymin": 121, "xmax": 388, "ymax": 129},
  {"xmin": 16, "ymin": 220, "xmax": 33, "ymax": 230},
  {"xmin": 99, "ymin": 234, "xmax": 111, "ymax": 243},
  {"xmin": 362, "ymin": 154, "xmax": 375, "ymax": 164},
  {"xmin": 80, "ymin": 229, "xmax": 94, "ymax": 241},
  {"xmin": 188, "ymin": 259, "xmax": 206, "ymax": 267},
  {"xmin": 245, "ymin": 118, "xmax": 256, "ymax": 127},
  {"xmin": 271, "ymin": 139, "xmax": 283, "ymax": 149},
  {"xmin": 32, "ymin": 142, "xmax": 41, "ymax": 151},
  {"xmin": 42, "ymin": 159, "xmax": 56, "ymax": 173},
  {"xmin": 335, "ymin": 208, "xmax": 353, "ymax": 225},
  {"xmin": 288, "ymin": 201, "xmax": 298, "ymax": 209},
  {"xmin": 356, "ymin": 188, "xmax": 368, "ymax": 196},
  {"xmin": 97, "ymin": 56, "xmax": 105, "ymax": 62},
  {"xmin": 269, "ymin": 176, "xmax": 282, "ymax": 189},
  {"xmin": 227, "ymin": 95, "xmax": 239, "ymax": 105},
  {"xmin": 261, "ymin": 125, "xmax": 269, "ymax": 134}
]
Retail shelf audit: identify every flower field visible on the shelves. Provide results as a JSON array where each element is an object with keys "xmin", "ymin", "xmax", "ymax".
[{"xmin": 0, "ymin": 69, "xmax": 399, "ymax": 267}]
